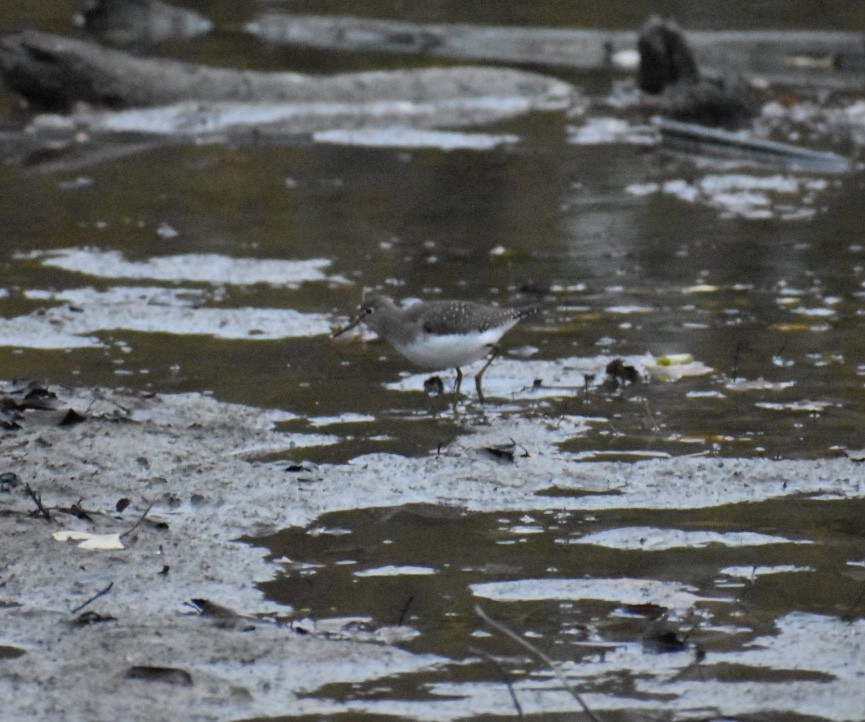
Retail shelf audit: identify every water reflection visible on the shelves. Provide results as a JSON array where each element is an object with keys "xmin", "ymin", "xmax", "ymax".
[{"xmin": 253, "ymin": 495, "xmax": 865, "ymax": 718}]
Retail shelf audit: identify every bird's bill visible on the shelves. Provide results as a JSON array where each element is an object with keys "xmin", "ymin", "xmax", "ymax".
[{"xmin": 331, "ymin": 312, "xmax": 364, "ymax": 338}]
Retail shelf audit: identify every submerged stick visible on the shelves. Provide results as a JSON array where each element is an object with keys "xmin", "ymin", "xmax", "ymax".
[
  {"xmin": 120, "ymin": 501, "xmax": 155, "ymax": 539},
  {"xmin": 474, "ymin": 604, "xmax": 603, "ymax": 722},
  {"xmin": 468, "ymin": 645, "xmax": 525, "ymax": 718},
  {"xmin": 657, "ymin": 118, "xmax": 851, "ymax": 172}
]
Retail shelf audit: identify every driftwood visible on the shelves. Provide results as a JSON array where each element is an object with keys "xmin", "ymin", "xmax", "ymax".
[
  {"xmin": 247, "ymin": 14, "xmax": 865, "ymax": 89},
  {"xmin": 247, "ymin": 13, "xmax": 635, "ymax": 71},
  {"xmin": 0, "ymin": 24, "xmax": 855, "ymax": 174},
  {"xmin": 0, "ymin": 30, "xmax": 575, "ymax": 111},
  {"xmin": 0, "ymin": 30, "xmax": 575, "ymax": 172}
]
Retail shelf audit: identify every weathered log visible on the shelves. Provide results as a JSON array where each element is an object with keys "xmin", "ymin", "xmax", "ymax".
[
  {"xmin": 247, "ymin": 14, "xmax": 865, "ymax": 89},
  {"xmin": 0, "ymin": 30, "xmax": 575, "ymax": 111},
  {"xmin": 247, "ymin": 14, "xmax": 634, "ymax": 71}
]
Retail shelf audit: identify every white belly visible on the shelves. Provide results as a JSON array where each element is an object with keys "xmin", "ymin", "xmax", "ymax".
[{"xmin": 396, "ymin": 328, "xmax": 507, "ymax": 369}]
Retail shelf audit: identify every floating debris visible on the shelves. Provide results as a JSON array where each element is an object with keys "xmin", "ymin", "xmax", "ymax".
[{"xmin": 645, "ymin": 354, "xmax": 713, "ymax": 381}]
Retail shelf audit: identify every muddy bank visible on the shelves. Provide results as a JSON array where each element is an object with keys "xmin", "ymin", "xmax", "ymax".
[
  {"xmin": 0, "ymin": 385, "xmax": 441, "ymax": 721},
  {"xmin": 1, "ymin": 383, "xmax": 862, "ymax": 720}
]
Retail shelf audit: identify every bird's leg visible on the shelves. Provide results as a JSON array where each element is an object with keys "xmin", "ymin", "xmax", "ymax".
[
  {"xmin": 474, "ymin": 344, "xmax": 501, "ymax": 403},
  {"xmin": 453, "ymin": 367, "xmax": 464, "ymax": 404}
]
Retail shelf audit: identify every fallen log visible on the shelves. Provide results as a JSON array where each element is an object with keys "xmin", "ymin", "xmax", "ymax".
[
  {"xmin": 0, "ymin": 30, "xmax": 575, "ymax": 111},
  {"xmin": 247, "ymin": 13, "xmax": 634, "ymax": 71},
  {"xmin": 246, "ymin": 14, "xmax": 865, "ymax": 89}
]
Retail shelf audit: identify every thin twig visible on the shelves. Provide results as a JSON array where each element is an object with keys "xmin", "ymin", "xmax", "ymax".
[
  {"xmin": 24, "ymin": 483, "xmax": 51, "ymax": 520},
  {"xmin": 397, "ymin": 595, "xmax": 414, "ymax": 626},
  {"xmin": 70, "ymin": 581, "xmax": 113, "ymax": 614},
  {"xmin": 475, "ymin": 604, "xmax": 602, "ymax": 722},
  {"xmin": 120, "ymin": 501, "xmax": 155, "ymax": 539},
  {"xmin": 731, "ymin": 340, "xmax": 744, "ymax": 382}
]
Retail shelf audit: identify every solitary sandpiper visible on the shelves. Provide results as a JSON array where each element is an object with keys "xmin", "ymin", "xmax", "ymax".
[{"xmin": 333, "ymin": 296, "xmax": 535, "ymax": 402}]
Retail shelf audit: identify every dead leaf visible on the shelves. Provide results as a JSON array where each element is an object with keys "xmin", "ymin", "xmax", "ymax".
[{"xmin": 53, "ymin": 530, "xmax": 125, "ymax": 550}]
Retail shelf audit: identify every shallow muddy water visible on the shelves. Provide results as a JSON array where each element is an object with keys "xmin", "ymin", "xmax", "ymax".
[
  {"xmin": 255, "ymin": 494, "xmax": 865, "ymax": 720},
  {"xmin": 2, "ymin": 2, "xmax": 865, "ymax": 720}
]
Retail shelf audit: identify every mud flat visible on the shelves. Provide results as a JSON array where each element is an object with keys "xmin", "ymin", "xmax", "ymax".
[{"xmin": 0, "ymin": 384, "xmax": 862, "ymax": 721}]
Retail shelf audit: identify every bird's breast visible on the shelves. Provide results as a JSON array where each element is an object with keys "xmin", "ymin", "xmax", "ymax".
[{"xmin": 397, "ymin": 329, "xmax": 504, "ymax": 369}]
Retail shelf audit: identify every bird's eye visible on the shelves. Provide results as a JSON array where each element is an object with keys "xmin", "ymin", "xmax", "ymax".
[{"xmin": 364, "ymin": 307, "xmax": 373, "ymax": 315}]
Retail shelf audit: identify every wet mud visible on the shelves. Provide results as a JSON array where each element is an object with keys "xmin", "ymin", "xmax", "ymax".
[{"xmin": 1, "ymin": 385, "xmax": 863, "ymax": 721}]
